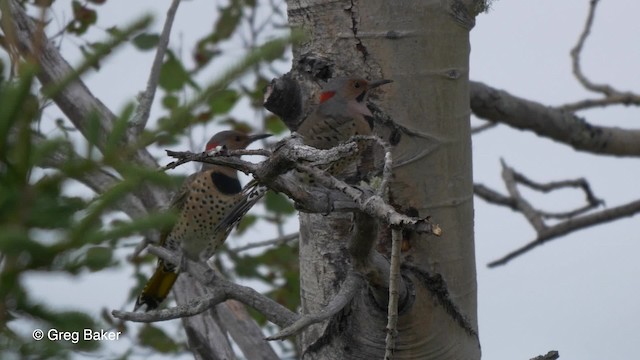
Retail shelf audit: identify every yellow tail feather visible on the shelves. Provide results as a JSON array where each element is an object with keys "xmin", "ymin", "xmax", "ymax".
[{"xmin": 134, "ymin": 261, "xmax": 179, "ymax": 312}]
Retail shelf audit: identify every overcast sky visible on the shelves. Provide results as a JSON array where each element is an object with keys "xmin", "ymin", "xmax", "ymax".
[{"xmin": 19, "ymin": 1, "xmax": 640, "ymax": 359}]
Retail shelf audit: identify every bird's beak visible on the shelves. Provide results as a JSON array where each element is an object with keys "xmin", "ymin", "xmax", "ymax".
[
  {"xmin": 247, "ymin": 133, "xmax": 272, "ymax": 144},
  {"xmin": 368, "ymin": 79, "xmax": 393, "ymax": 89}
]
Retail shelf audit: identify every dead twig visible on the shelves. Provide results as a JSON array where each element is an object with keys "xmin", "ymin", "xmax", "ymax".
[
  {"xmin": 112, "ymin": 246, "xmax": 298, "ymax": 327},
  {"xmin": 475, "ymin": 160, "xmax": 640, "ymax": 267},
  {"xmin": 230, "ymin": 232, "xmax": 299, "ymax": 253},
  {"xmin": 561, "ymin": 0, "xmax": 640, "ymax": 110},
  {"xmin": 383, "ymin": 228, "xmax": 402, "ymax": 359},
  {"xmin": 131, "ymin": 0, "xmax": 182, "ymax": 134}
]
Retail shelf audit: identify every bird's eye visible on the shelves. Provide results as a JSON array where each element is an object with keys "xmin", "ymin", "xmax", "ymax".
[{"xmin": 353, "ymin": 81, "xmax": 361, "ymax": 88}]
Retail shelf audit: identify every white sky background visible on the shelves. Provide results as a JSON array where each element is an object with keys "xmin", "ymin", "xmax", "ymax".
[{"xmin": 18, "ymin": 0, "xmax": 640, "ymax": 359}]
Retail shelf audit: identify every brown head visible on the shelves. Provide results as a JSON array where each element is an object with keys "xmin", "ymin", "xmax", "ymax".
[
  {"xmin": 203, "ymin": 130, "xmax": 271, "ymax": 171},
  {"xmin": 319, "ymin": 78, "xmax": 391, "ymax": 103},
  {"xmin": 205, "ymin": 130, "xmax": 271, "ymax": 152},
  {"xmin": 318, "ymin": 77, "xmax": 392, "ymax": 118}
]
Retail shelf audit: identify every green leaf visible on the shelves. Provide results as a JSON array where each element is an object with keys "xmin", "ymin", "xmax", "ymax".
[
  {"xmin": 104, "ymin": 103, "xmax": 134, "ymax": 160},
  {"xmin": 84, "ymin": 112, "xmax": 101, "ymax": 158},
  {"xmin": 0, "ymin": 229, "xmax": 41, "ymax": 256},
  {"xmin": 159, "ymin": 52, "xmax": 197, "ymax": 92},
  {"xmin": 265, "ymin": 191, "xmax": 295, "ymax": 215},
  {"xmin": 84, "ymin": 246, "xmax": 113, "ymax": 272},
  {"xmin": 52, "ymin": 311, "xmax": 99, "ymax": 351},
  {"xmin": 235, "ymin": 214, "xmax": 257, "ymax": 235},
  {"xmin": 0, "ymin": 67, "xmax": 36, "ymax": 158},
  {"xmin": 55, "ymin": 311, "xmax": 96, "ymax": 332},
  {"xmin": 28, "ymin": 193, "xmax": 86, "ymax": 229},
  {"xmin": 138, "ymin": 325, "xmax": 180, "ymax": 353},
  {"xmin": 193, "ymin": 45, "xmax": 220, "ymax": 69},
  {"xmin": 67, "ymin": 1, "xmax": 97, "ymax": 35},
  {"xmin": 261, "ymin": 38, "xmax": 289, "ymax": 62},
  {"xmin": 132, "ymin": 33, "xmax": 160, "ymax": 51},
  {"xmin": 265, "ymin": 114, "xmax": 287, "ymax": 135},
  {"xmin": 213, "ymin": 3, "xmax": 243, "ymax": 42},
  {"xmin": 162, "ymin": 95, "xmax": 179, "ymax": 110},
  {"xmin": 82, "ymin": 209, "xmax": 177, "ymax": 245},
  {"xmin": 243, "ymin": 76, "xmax": 270, "ymax": 108},
  {"xmin": 209, "ymin": 89, "xmax": 239, "ymax": 114}
]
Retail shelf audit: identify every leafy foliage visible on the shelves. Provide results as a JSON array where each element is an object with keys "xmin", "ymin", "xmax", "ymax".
[
  {"xmin": 0, "ymin": 60, "xmax": 179, "ymax": 358},
  {"xmin": 0, "ymin": 1, "xmax": 296, "ymax": 358},
  {"xmin": 138, "ymin": 324, "xmax": 181, "ymax": 354}
]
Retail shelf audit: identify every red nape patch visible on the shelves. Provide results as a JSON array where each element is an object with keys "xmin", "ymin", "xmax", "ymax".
[
  {"xmin": 206, "ymin": 142, "xmax": 219, "ymax": 151},
  {"xmin": 319, "ymin": 91, "xmax": 336, "ymax": 103}
]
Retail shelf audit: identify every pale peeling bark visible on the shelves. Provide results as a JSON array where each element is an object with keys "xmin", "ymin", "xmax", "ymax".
[{"xmin": 286, "ymin": 0, "xmax": 482, "ymax": 359}]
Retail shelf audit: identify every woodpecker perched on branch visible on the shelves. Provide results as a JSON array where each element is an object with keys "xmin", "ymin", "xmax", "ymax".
[{"xmin": 134, "ymin": 130, "xmax": 270, "ymax": 312}]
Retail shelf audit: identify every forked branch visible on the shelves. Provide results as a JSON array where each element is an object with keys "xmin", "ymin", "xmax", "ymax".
[
  {"xmin": 112, "ymin": 246, "xmax": 298, "ymax": 327},
  {"xmin": 561, "ymin": 0, "xmax": 640, "ymax": 111},
  {"xmin": 475, "ymin": 160, "xmax": 640, "ymax": 267}
]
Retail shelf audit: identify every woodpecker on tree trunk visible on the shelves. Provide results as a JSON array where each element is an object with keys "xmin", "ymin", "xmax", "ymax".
[
  {"xmin": 134, "ymin": 130, "xmax": 270, "ymax": 312},
  {"xmin": 296, "ymin": 77, "xmax": 392, "ymax": 149},
  {"xmin": 297, "ymin": 77, "xmax": 392, "ymax": 182},
  {"xmin": 215, "ymin": 77, "xmax": 392, "ymax": 238}
]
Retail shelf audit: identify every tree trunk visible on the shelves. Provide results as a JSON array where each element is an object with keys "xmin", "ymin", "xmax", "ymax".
[{"xmin": 287, "ymin": 0, "xmax": 483, "ymax": 358}]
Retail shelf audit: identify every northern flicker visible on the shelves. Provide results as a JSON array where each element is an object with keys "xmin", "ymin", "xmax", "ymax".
[
  {"xmin": 215, "ymin": 77, "xmax": 392, "ymax": 235},
  {"xmin": 296, "ymin": 77, "xmax": 392, "ymax": 149},
  {"xmin": 134, "ymin": 130, "xmax": 271, "ymax": 312},
  {"xmin": 297, "ymin": 77, "xmax": 392, "ymax": 181}
]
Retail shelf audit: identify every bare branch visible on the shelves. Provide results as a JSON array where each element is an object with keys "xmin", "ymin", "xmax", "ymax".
[
  {"xmin": 348, "ymin": 212, "xmax": 406, "ymax": 310},
  {"xmin": 562, "ymin": 0, "xmax": 640, "ymax": 110},
  {"xmin": 501, "ymin": 160, "xmax": 546, "ymax": 232},
  {"xmin": 558, "ymin": 93, "xmax": 640, "ymax": 112},
  {"xmin": 475, "ymin": 161, "xmax": 640, "ymax": 267},
  {"xmin": 512, "ymin": 171, "xmax": 603, "ymax": 219},
  {"xmin": 230, "ymin": 232, "xmax": 298, "ymax": 253},
  {"xmin": 570, "ymin": 0, "xmax": 611, "ymax": 96},
  {"xmin": 112, "ymin": 246, "xmax": 298, "ymax": 327},
  {"xmin": 164, "ymin": 148, "xmax": 267, "ymax": 173},
  {"xmin": 470, "ymin": 81, "xmax": 640, "ymax": 157},
  {"xmin": 473, "ymin": 183, "xmax": 517, "ymax": 210},
  {"xmin": 471, "ymin": 121, "xmax": 498, "ymax": 135},
  {"xmin": 295, "ymin": 161, "xmax": 440, "ymax": 235},
  {"xmin": 266, "ymin": 272, "xmax": 364, "ymax": 341},
  {"xmin": 112, "ymin": 292, "xmax": 227, "ymax": 322},
  {"xmin": 131, "ymin": 0, "xmax": 182, "ymax": 134},
  {"xmin": 488, "ymin": 198, "xmax": 640, "ymax": 267},
  {"xmin": 384, "ymin": 228, "xmax": 402, "ymax": 360},
  {"xmin": 530, "ymin": 350, "xmax": 560, "ymax": 360}
]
